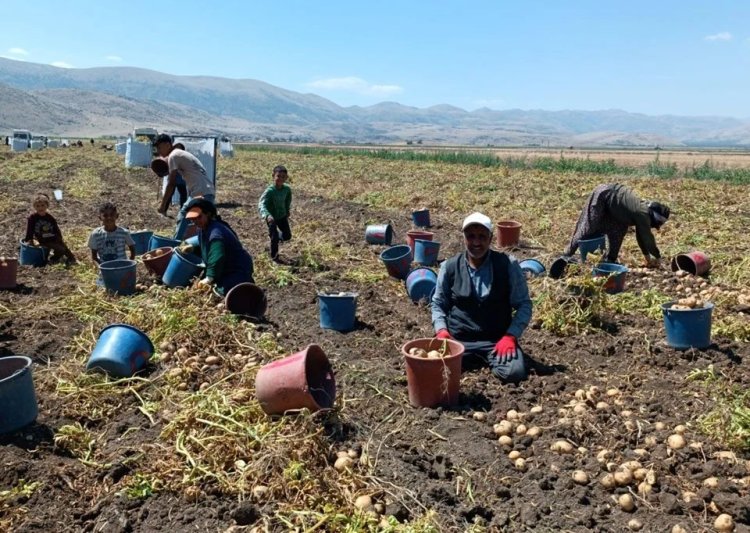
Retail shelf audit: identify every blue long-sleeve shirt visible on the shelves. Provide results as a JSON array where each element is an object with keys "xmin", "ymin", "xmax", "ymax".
[{"xmin": 431, "ymin": 251, "xmax": 533, "ymax": 339}]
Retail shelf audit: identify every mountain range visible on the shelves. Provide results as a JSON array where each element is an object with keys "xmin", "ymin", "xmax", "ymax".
[{"xmin": 2, "ymin": 57, "xmax": 749, "ymax": 147}]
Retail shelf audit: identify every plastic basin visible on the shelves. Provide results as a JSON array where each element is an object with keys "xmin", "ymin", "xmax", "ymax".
[
  {"xmin": 162, "ymin": 250, "xmax": 205, "ymax": 288},
  {"xmin": 405, "ymin": 268, "xmax": 438, "ymax": 303},
  {"xmin": 99, "ymin": 259, "xmax": 137, "ymax": 296},
  {"xmin": 592, "ymin": 262, "xmax": 628, "ymax": 294},
  {"xmin": 19, "ymin": 240, "xmax": 48, "ymax": 267},
  {"xmin": 225, "ymin": 282, "xmax": 267, "ymax": 318},
  {"xmin": 578, "ymin": 235, "xmax": 606, "ymax": 262}
]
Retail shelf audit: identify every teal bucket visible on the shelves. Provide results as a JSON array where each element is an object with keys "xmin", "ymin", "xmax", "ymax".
[
  {"xmin": 148, "ymin": 234, "xmax": 180, "ymax": 251},
  {"xmin": 405, "ymin": 268, "xmax": 437, "ymax": 303},
  {"xmin": 318, "ymin": 292, "xmax": 358, "ymax": 331},
  {"xmin": 380, "ymin": 245, "xmax": 413, "ymax": 280},
  {"xmin": 414, "ymin": 239, "xmax": 440, "ymax": 266},
  {"xmin": 519, "ymin": 259, "xmax": 546, "ymax": 278},
  {"xmin": 0, "ymin": 356, "xmax": 38, "ymax": 435},
  {"xmin": 185, "ymin": 235, "xmax": 200, "ymax": 248},
  {"xmin": 131, "ymin": 231, "xmax": 154, "ymax": 256},
  {"xmin": 86, "ymin": 324, "xmax": 154, "ymax": 378},
  {"xmin": 365, "ymin": 224, "xmax": 394, "ymax": 245},
  {"xmin": 162, "ymin": 250, "xmax": 205, "ymax": 288},
  {"xmin": 592, "ymin": 262, "xmax": 628, "ymax": 294},
  {"xmin": 99, "ymin": 259, "xmax": 138, "ymax": 296},
  {"xmin": 662, "ymin": 302, "xmax": 714, "ymax": 350},
  {"xmin": 412, "ymin": 209, "xmax": 431, "ymax": 228},
  {"xmin": 579, "ymin": 236, "xmax": 606, "ymax": 262},
  {"xmin": 19, "ymin": 240, "xmax": 48, "ymax": 267}
]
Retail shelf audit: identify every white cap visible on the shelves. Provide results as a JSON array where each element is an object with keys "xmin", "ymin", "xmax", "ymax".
[{"xmin": 462, "ymin": 212, "xmax": 493, "ymax": 233}]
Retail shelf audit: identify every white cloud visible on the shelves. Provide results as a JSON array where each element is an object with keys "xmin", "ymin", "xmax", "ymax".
[
  {"xmin": 704, "ymin": 32, "xmax": 732, "ymax": 41},
  {"xmin": 306, "ymin": 76, "xmax": 403, "ymax": 97},
  {"xmin": 51, "ymin": 61, "xmax": 74, "ymax": 69},
  {"xmin": 105, "ymin": 55, "xmax": 122, "ymax": 62},
  {"xmin": 7, "ymin": 47, "xmax": 29, "ymax": 56}
]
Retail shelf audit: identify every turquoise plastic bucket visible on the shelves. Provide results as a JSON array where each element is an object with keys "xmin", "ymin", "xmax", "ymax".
[
  {"xmin": 318, "ymin": 292, "xmax": 358, "ymax": 331},
  {"xmin": 99, "ymin": 259, "xmax": 137, "ymax": 295},
  {"xmin": 519, "ymin": 259, "xmax": 546, "ymax": 278},
  {"xmin": 365, "ymin": 224, "xmax": 394, "ymax": 245},
  {"xmin": 0, "ymin": 356, "xmax": 38, "ymax": 434},
  {"xmin": 131, "ymin": 231, "xmax": 154, "ymax": 256},
  {"xmin": 19, "ymin": 240, "xmax": 48, "ymax": 267},
  {"xmin": 662, "ymin": 302, "xmax": 714, "ymax": 350},
  {"xmin": 380, "ymin": 245, "xmax": 413, "ymax": 280},
  {"xmin": 405, "ymin": 268, "xmax": 437, "ymax": 303},
  {"xmin": 414, "ymin": 239, "xmax": 441, "ymax": 266},
  {"xmin": 148, "ymin": 234, "xmax": 180, "ymax": 252},
  {"xmin": 86, "ymin": 324, "xmax": 154, "ymax": 378},
  {"xmin": 162, "ymin": 249, "xmax": 205, "ymax": 288},
  {"xmin": 185, "ymin": 235, "xmax": 200, "ymax": 248},
  {"xmin": 579, "ymin": 236, "xmax": 606, "ymax": 262},
  {"xmin": 593, "ymin": 262, "xmax": 629, "ymax": 294},
  {"xmin": 412, "ymin": 209, "xmax": 431, "ymax": 228}
]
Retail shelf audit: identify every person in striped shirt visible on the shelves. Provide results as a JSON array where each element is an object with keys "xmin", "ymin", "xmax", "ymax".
[{"xmin": 88, "ymin": 202, "xmax": 135, "ymax": 264}]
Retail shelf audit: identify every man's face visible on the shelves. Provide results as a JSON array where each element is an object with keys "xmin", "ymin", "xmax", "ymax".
[
  {"xmin": 463, "ymin": 225, "xmax": 491, "ymax": 259},
  {"xmin": 155, "ymin": 142, "xmax": 172, "ymax": 158},
  {"xmin": 100, "ymin": 208, "xmax": 118, "ymax": 229}
]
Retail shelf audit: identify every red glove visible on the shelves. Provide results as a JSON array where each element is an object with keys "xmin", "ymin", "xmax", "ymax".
[
  {"xmin": 493, "ymin": 335, "xmax": 518, "ymax": 363},
  {"xmin": 435, "ymin": 329, "xmax": 453, "ymax": 340}
]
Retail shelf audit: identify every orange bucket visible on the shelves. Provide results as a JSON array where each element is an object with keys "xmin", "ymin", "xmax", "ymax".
[
  {"xmin": 496, "ymin": 220, "xmax": 522, "ymax": 248},
  {"xmin": 402, "ymin": 338, "xmax": 464, "ymax": 408}
]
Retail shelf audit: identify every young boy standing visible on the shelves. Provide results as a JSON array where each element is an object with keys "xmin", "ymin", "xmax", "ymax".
[
  {"xmin": 23, "ymin": 193, "xmax": 77, "ymax": 264},
  {"xmin": 88, "ymin": 202, "xmax": 136, "ymax": 264},
  {"xmin": 258, "ymin": 165, "xmax": 292, "ymax": 261}
]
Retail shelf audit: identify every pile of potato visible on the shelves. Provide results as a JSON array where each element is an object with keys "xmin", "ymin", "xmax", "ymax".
[
  {"xmin": 143, "ymin": 248, "xmax": 167, "ymax": 261},
  {"xmin": 408, "ymin": 347, "xmax": 445, "ymax": 359},
  {"xmin": 671, "ymin": 296, "xmax": 706, "ymax": 310}
]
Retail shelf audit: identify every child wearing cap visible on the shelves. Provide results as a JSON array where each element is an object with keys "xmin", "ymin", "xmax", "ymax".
[
  {"xmin": 88, "ymin": 202, "xmax": 136, "ymax": 264},
  {"xmin": 258, "ymin": 165, "xmax": 292, "ymax": 261},
  {"xmin": 23, "ymin": 193, "xmax": 77, "ymax": 264}
]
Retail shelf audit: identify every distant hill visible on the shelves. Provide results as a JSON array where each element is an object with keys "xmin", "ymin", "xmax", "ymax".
[{"xmin": 2, "ymin": 57, "xmax": 749, "ymax": 146}]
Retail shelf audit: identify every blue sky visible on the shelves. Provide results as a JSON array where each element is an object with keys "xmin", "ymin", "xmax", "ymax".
[{"xmin": 2, "ymin": 1, "xmax": 750, "ymax": 117}]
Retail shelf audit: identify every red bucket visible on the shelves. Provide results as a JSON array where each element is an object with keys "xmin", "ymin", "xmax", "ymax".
[
  {"xmin": 142, "ymin": 247, "xmax": 174, "ymax": 277},
  {"xmin": 0, "ymin": 257, "xmax": 19, "ymax": 289},
  {"xmin": 406, "ymin": 230, "xmax": 434, "ymax": 255},
  {"xmin": 671, "ymin": 251, "xmax": 711, "ymax": 276},
  {"xmin": 496, "ymin": 220, "xmax": 522, "ymax": 248},
  {"xmin": 402, "ymin": 338, "xmax": 464, "ymax": 408}
]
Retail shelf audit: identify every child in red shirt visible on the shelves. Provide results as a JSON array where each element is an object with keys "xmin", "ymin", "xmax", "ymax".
[{"xmin": 23, "ymin": 193, "xmax": 77, "ymax": 264}]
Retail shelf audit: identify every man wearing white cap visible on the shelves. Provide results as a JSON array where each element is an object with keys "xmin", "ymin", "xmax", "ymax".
[{"xmin": 431, "ymin": 212, "xmax": 533, "ymax": 382}]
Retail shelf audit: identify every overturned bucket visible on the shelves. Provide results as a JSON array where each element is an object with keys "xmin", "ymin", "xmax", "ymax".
[
  {"xmin": 162, "ymin": 250, "xmax": 205, "ymax": 288},
  {"xmin": 496, "ymin": 220, "xmax": 522, "ymax": 248},
  {"xmin": 142, "ymin": 247, "xmax": 174, "ymax": 278},
  {"xmin": 671, "ymin": 251, "xmax": 711, "ymax": 276},
  {"xmin": 662, "ymin": 301, "xmax": 714, "ymax": 350},
  {"xmin": 255, "ymin": 344, "xmax": 336, "ymax": 415},
  {"xmin": 99, "ymin": 259, "xmax": 137, "ymax": 296},
  {"xmin": 380, "ymin": 245, "xmax": 413, "ymax": 280},
  {"xmin": 578, "ymin": 235, "xmax": 606, "ymax": 262},
  {"xmin": 130, "ymin": 230, "xmax": 154, "ymax": 256},
  {"xmin": 414, "ymin": 239, "xmax": 441, "ymax": 266},
  {"xmin": 549, "ymin": 255, "xmax": 578, "ymax": 279},
  {"xmin": 19, "ymin": 240, "xmax": 48, "ymax": 267},
  {"xmin": 411, "ymin": 209, "xmax": 431, "ymax": 228},
  {"xmin": 365, "ymin": 224, "xmax": 394, "ymax": 245},
  {"xmin": 593, "ymin": 262, "xmax": 629, "ymax": 294},
  {"xmin": 225, "ymin": 282, "xmax": 267, "ymax": 318},
  {"xmin": 86, "ymin": 324, "xmax": 154, "ymax": 378},
  {"xmin": 0, "ymin": 356, "xmax": 39, "ymax": 434},
  {"xmin": 402, "ymin": 338, "xmax": 465, "ymax": 408},
  {"xmin": 0, "ymin": 257, "xmax": 19, "ymax": 289},
  {"xmin": 519, "ymin": 259, "xmax": 546, "ymax": 278},
  {"xmin": 405, "ymin": 268, "xmax": 437, "ymax": 303},
  {"xmin": 318, "ymin": 291, "xmax": 358, "ymax": 332}
]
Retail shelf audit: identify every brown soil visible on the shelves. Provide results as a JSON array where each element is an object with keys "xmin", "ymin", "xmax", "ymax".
[{"xmin": 0, "ymin": 146, "xmax": 748, "ymax": 532}]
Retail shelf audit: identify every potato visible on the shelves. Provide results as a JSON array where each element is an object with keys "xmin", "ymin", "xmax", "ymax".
[
  {"xmin": 671, "ymin": 526, "xmax": 688, "ymax": 533},
  {"xmin": 703, "ymin": 476, "xmax": 719, "ymax": 489},
  {"xmin": 674, "ymin": 424, "xmax": 687, "ymax": 435},
  {"xmin": 628, "ymin": 519, "xmax": 643, "ymax": 531},
  {"xmin": 572, "ymin": 470, "xmax": 589, "ymax": 485},
  {"xmin": 600, "ymin": 473, "xmax": 616, "ymax": 489},
  {"xmin": 638, "ymin": 481, "xmax": 652, "ymax": 495},
  {"xmin": 514, "ymin": 458, "xmax": 527, "ymax": 471},
  {"xmin": 505, "ymin": 409, "xmax": 520, "ymax": 421},
  {"xmin": 606, "ymin": 387, "xmax": 621, "ymax": 397},
  {"xmin": 354, "ymin": 495, "xmax": 372, "ymax": 511},
  {"xmin": 530, "ymin": 405, "xmax": 543, "ymax": 414},
  {"xmin": 334, "ymin": 456, "xmax": 353, "ymax": 471},
  {"xmin": 633, "ymin": 468, "xmax": 648, "ymax": 482},
  {"xmin": 427, "ymin": 350, "xmax": 442, "ymax": 359},
  {"xmin": 618, "ymin": 493, "xmax": 635, "ymax": 512},
  {"xmin": 493, "ymin": 420, "xmax": 514, "ymax": 436},
  {"xmin": 622, "ymin": 460, "xmax": 642, "ymax": 472},
  {"xmin": 614, "ymin": 469, "xmax": 633, "ymax": 486},
  {"xmin": 498, "ymin": 435, "xmax": 513, "ymax": 446},
  {"xmin": 596, "ymin": 449, "xmax": 612, "ymax": 463},
  {"xmin": 176, "ymin": 347, "xmax": 189, "ymax": 358},
  {"xmin": 508, "ymin": 450, "xmax": 521, "ymax": 460},
  {"xmin": 205, "ymin": 355, "xmax": 221, "ymax": 365},
  {"xmin": 595, "ymin": 401, "xmax": 610, "ymax": 411},
  {"xmin": 575, "ymin": 389, "xmax": 586, "ymax": 400},
  {"xmin": 714, "ymin": 514, "xmax": 734, "ymax": 533},
  {"xmin": 515, "ymin": 424, "xmax": 527, "ymax": 436},
  {"xmin": 654, "ymin": 421, "xmax": 666, "ymax": 431},
  {"xmin": 526, "ymin": 426, "xmax": 542, "ymax": 438},
  {"xmin": 347, "ymin": 449, "xmax": 359, "ymax": 459},
  {"xmin": 252, "ymin": 485, "xmax": 270, "ymax": 500},
  {"xmin": 550, "ymin": 440, "xmax": 574, "ymax": 454},
  {"xmin": 667, "ymin": 434, "xmax": 686, "ymax": 450}
]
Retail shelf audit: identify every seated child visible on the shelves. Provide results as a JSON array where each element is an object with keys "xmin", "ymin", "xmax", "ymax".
[
  {"xmin": 88, "ymin": 202, "xmax": 136, "ymax": 264},
  {"xmin": 23, "ymin": 193, "xmax": 76, "ymax": 264}
]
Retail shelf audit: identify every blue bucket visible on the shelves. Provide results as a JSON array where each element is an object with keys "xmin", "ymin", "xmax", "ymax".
[
  {"xmin": 405, "ymin": 268, "xmax": 437, "ymax": 303},
  {"xmin": 412, "ymin": 209, "xmax": 431, "ymax": 228},
  {"xmin": 131, "ymin": 231, "xmax": 154, "ymax": 256},
  {"xmin": 579, "ymin": 236, "xmax": 606, "ymax": 262},
  {"xmin": 592, "ymin": 263, "xmax": 629, "ymax": 294},
  {"xmin": 365, "ymin": 224, "xmax": 394, "ymax": 245},
  {"xmin": 100, "ymin": 259, "xmax": 138, "ymax": 295},
  {"xmin": 86, "ymin": 324, "xmax": 154, "ymax": 378},
  {"xmin": 185, "ymin": 235, "xmax": 200, "ymax": 248},
  {"xmin": 318, "ymin": 292, "xmax": 358, "ymax": 332},
  {"xmin": 148, "ymin": 234, "xmax": 181, "ymax": 252},
  {"xmin": 0, "ymin": 356, "xmax": 38, "ymax": 434},
  {"xmin": 380, "ymin": 245, "xmax": 413, "ymax": 280},
  {"xmin": 414, "ymin": 239, "xmax": 441, "ymax": 266},
  {"xmin": 519, "ymin": 259, "xmax": 546, "ymax": 277},
  {"xmin": 162, "ymin": 249, "xmax": 205, "ymax": 288},
  {"xmin": 18, "ymin": 240, "xmax": 48, "ymax": 267},
  {"xmin": 662, "ymin": 302, "xmax": 714, "ymax": 350}
]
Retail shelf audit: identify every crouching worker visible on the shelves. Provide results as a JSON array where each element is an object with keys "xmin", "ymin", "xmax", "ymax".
[
  {"xmin": 24, "ymin": 193, "xmax": 77, "ymax": 265},
  {"xmin": 177, "ymin": 199, "xmax": 254, "ymax": 295},
  {"xmin": 431, "ymin": 212, "xmax": 533, "ymax": 383}
]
